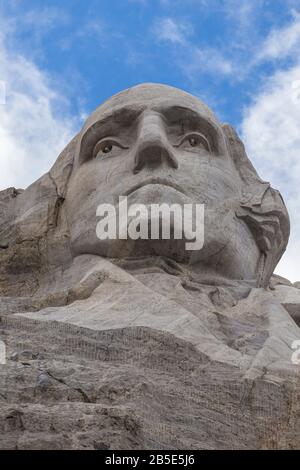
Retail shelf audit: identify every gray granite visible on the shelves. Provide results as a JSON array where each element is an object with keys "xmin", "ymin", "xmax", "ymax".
[{"xmin": 0, "ymin": 84, "xmax": 299, "ymax": 450}]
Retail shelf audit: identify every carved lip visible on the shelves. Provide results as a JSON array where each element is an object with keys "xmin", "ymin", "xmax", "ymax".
[{"xmin": 125, "ymin": 178, "xmax": 187, "ymax": 196}]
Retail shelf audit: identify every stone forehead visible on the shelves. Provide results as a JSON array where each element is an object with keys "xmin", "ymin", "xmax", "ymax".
[{"xmin": 81, "ymin": 83, "xmax": 220, "ymax": 133}]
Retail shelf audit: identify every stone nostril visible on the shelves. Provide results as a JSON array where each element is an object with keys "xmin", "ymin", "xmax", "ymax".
[
  {"xmin": 134, "ymin": 142, "xmax": 162, "ymax": 172},
  {"xmin": 134, "ymin": 140, "xmax": 178, "ymax": 173},
  {"xmin": 142, "ymin": 144, "xmax": 163, "ymax": 162}
]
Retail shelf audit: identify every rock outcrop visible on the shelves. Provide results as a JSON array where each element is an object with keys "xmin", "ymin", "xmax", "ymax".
[{"xmin": 0, "ymin": 84, "xmax": 299, "ymax": 450}]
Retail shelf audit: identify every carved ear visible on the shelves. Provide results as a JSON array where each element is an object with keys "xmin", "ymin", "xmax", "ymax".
[{"xmin": 222, "ymin": 124, "xmax": 290, "ymax": 287}]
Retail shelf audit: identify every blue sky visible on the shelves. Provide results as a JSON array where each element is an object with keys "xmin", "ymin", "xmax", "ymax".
[{"xmin": 0, "ymin": 0, "xmax": 300, "ymax": 281}]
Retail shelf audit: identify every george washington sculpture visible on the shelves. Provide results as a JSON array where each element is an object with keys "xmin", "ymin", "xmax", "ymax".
[{"xmin": 0, "ymin": 84, "xmax": 299, "ymax": 449}]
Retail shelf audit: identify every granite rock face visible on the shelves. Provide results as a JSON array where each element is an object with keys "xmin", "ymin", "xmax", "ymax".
[
  {"xmin": 0, "ymin": 84, "xmax": 299, "ymax": 450},
  {"xmin": 270, "ymin": 282, "xmax": 300, "ymax": 327}
]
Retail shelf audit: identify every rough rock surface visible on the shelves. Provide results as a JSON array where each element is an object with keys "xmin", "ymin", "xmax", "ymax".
[
  {"xmin": 269, "ymin": 274, "xmax": 293, "ymax": 288},
  {"xmin": 270, "ymin": 284, "xmax": 300, "ymax": 327},
  {"xmin": 0, "ymin": 84, "xmax": 299, "ymax": 450},
  {"xmin": 1, "ymin": 314, "xmax": 299, "ymax": 450}
]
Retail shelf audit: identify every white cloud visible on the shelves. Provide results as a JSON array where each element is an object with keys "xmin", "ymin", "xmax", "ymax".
[
  {"xmin": 21, "ymin": 6, "xmax": 68, "ymax": 32},
  {"xmin": 256, "ymin": 11, "xmax": 300, "ymax": 62},
  {"xmin": 241, "ymin": 64, "xmax": 300, "ymax": 282},
  {"xmin": 223, "ymin": 0, "xmax": 261, "ymax": 28},
  {"xmin": 153, "ymin": 16, "xmax": 232, "ymax": 78},
  {"xmin": 0, "ymin": 17, "xmax": 77, "ymax": 190},
  {"xmin": 193, "ymin": 47, "xmax": 233, "ymax": 76},
  {"xmin": 153, "ymin": 17, "xmax": 190, "ymax": 45},
  {"xmin": 239, "ymin": 11, "xmax": 300, "ymax": 282}
]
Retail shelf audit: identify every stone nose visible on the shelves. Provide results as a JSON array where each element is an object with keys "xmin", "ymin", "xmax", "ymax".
[{"xmin": 133, "ymin": 112, "xmax": 178, "ymax": 173}]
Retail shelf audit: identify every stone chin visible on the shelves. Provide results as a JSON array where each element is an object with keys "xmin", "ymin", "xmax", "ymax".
[{"xmin": 69, "ymin": 194, "xmax": 261, "ymax": 283}]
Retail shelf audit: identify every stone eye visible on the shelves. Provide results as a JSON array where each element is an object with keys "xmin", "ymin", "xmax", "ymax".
[
  {"xmin": 102, "ymin": 143, "xmax": 113, "ymax": 154},
  {"xmin": 189, "ymin": 136, "xmax": 200, "ymax": 147},
  {"xmin": 92, "ymin": 139, "xmax": 129, "ymax": 159},
  {"xmin": 178, "ymin": 133, "xmax": 211, "ymax": 153}
]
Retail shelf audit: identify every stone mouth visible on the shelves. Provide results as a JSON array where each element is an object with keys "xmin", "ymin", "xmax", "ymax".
[{"xmin": 125, "ymin": 178, "xmax": 187, "ymax": 197}]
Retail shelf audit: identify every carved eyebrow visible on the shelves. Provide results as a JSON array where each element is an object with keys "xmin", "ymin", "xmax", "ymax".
[
  {"xmin": 78, "ymin": 107, "xmax": 143, "ymax": 164},
  {"xmin": 153, "ymin": 105, "xmax": 222, "ymax": 154},
  {"xmin": 77, "ymin": 104, "xmax": 224, "ymax": 165}
]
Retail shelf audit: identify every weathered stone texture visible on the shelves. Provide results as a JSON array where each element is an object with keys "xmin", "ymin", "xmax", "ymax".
[{"xmin": 0, "ymin": 84, "xmax": 299, "ymax": 450}]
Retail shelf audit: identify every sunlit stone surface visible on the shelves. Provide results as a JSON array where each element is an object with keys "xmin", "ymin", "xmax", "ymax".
[{"xmin": 0, "ymin": 84, "xmax": 299, "ymax": 450}]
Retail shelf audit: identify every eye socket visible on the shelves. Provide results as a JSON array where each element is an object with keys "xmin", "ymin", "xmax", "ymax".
[
  {"xmin": 92, "ymin": 138, "xmax": 129, "ymax": 159},
  {"xmin": 176, "ymin": 132, "xmax": 211, "ymax": 153}
]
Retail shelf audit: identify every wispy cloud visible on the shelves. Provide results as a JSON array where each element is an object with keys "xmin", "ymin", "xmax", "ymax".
[
  {"xmin": 255, "ymin": 11, "xmax": 300, "ymax": 62},
  {"xmin": 21, "ymin": 6, "xmax": 68, "ymax": 31},
  {"xmin": 151, "ymin": 4, "xmax": 300, "ymax": 84},
  {"xmin": 239, "ymin": 10, "xmax": 300, "ymax": 281},
  {"xmin": 0, "ymin": 15, "xmax": 78, "ymax": 190},
  {"xmin": 5, "ymin": 5, "xmax": 69, "ymax": 50},
  {"xmin": 152, "ymin": 17, "xmax": 191, "ymax": 45},
  {"xmin": 191, "ymin": 47, "xmax": 233, "ymax": 76},
  {"xmin": 241, "ymin": 64, "xmax": 300, "ymax": 282},
  {"xmin": 152, "ymin": 16, "xmax": 232, "ymax": 78}
]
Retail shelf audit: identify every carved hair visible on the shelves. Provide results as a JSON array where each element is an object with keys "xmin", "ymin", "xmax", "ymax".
[{"xmin": 222, "ymin": 124, "xmax": 290, "ymax": 287}]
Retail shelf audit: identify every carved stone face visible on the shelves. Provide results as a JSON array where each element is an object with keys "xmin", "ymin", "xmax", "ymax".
[{"xmin": 65, "ymin": 84, "xmax": 261, "ymax": 281}]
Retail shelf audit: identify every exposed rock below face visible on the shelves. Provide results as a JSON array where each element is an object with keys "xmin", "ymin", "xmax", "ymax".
[
  {"xmin": 269, "ymin": 274, "xmax": 293, "ymax": 289},
  {"xmin": 0, "ymin": 259, "xmax": 299, "ymax": 450},
  {"xmin": 294, "ymin": 282, "xmax": 300, "ymax": 289},
  {"xmin": 270, "ymin": 284, "xmax": 300, "ymax": 327},
  {"xmin": 0, "ymin": 314, "xmax": 299, "ymax": 450}
]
